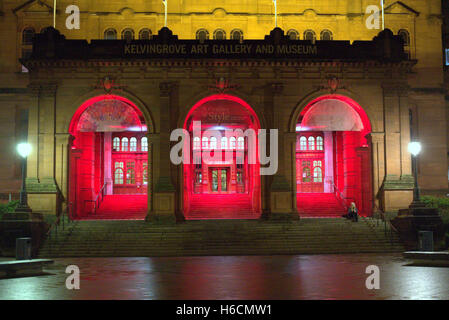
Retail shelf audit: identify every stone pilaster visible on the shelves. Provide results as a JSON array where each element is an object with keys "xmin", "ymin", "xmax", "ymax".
[
  {"xmin": 381, "ymin": 84, "xmax": 413, "ymax": 211},
  {"xmin": 151, "ymin": 82, "xmax": 176, "ymax": 217}
]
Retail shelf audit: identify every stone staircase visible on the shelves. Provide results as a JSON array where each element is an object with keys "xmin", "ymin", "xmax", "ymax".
[
  {"xmin": 38, "ymin": 218, "xmax": 404, "ymax": 258},
  {"xmin": 297, "ymin": 193, "xmax": 347, "ymax": 217},
  {"xmin": 188, "ymin": 194, "xmax": 257, "ymax": 219}
]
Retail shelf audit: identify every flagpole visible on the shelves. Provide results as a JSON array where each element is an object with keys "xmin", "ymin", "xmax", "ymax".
[
  {"xmin": 163, "ymin": 0, "xmax": 167, "ymax": 27},
  {"xmin": 273, "ymin": 0, "xmax": 277, "ymax": 28},
  {"xmin": 53, "ymin": 0, "xmax": 56, "ymax": 28},
  {"xmin": 381, "ymin": 0, "xmax": 385, "ymax": 30}
]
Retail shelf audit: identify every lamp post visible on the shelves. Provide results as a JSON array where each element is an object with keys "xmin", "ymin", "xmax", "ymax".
[
  {"xmin": 408, "ymin": 141, "xmax": 422, "ymax": 206},
  {"xmin": 15, "ymin": 143, "xmax": 32, "ymax": 213}
]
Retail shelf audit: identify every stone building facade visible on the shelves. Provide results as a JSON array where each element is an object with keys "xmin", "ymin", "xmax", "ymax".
[{"xmin": 0, "ymin": 1, "xmax": 447, "ymax": 220}]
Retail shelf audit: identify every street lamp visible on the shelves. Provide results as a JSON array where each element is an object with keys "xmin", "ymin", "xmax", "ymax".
[
  {"xmin": 16, "ymin": 142, "xmax": 32, "ymax": 213},
  {"xmin": 408, "ymin": 141, "xmax": 422, "ymax": 205}
]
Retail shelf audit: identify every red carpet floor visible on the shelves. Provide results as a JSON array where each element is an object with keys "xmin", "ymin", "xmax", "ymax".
[
  {"xmin": 187, "ymin": 194, "xmax": 260, "ymax": 220},
  {"xmin": 78, "ymin": 194, "xmax": 147, "ymax": 220},
  {"xmin": 297, "ymin": 193, "xmax": 346, "ymax": 218}
]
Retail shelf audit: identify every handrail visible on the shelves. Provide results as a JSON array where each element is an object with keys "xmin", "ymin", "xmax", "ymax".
[
  {"xmin": 332, "ymin": 181, "xmax": 348, "ymax": 211},
  {"xmin": 84, "ymin": 182, "xmax": 107, "ymax": 215}
]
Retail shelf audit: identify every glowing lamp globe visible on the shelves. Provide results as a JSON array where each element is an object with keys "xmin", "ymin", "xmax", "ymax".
[
  {"xmin": 408, "ymin": 142, "xmax": 421, "ymax": 157},
  {"xmin": 17, "ymin": 143, "xmax": 32, "ymax": 158}
]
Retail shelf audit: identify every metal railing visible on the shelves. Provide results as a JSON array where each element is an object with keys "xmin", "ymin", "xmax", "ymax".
[
  {"xmin": 47, "ymin": 201, "xmax": 74, "ymax": 243},
  {"xmin": 332, "ymin": 181, "xmax": 348, "ymax": 212},
  {"xmin": 84, "ymin": 182, "xmax": 107, "ymax": 215},
  {"xmin": 363, "ymin": 202, "xmax": 399, "ymax": 245}
]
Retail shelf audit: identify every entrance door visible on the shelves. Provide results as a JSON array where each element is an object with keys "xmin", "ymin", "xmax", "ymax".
[
  {"xmin": 112, "ymin": 133, "xmax": 148, "ymax": 195},
  {"xmin": 210, "ymin": 167, "xmax": 229, "ymax": 193},
  {"xmin": 296, "ymin": 133, "xmax": 325, "ymax": 193}
]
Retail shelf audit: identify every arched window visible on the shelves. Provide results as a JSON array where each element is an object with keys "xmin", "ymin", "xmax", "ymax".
[
  {"xmin": 287, "ymin": 29, "xmax": 299, "ymax": 40},
  {"xmin": 22, "ymin": 27, "xmax": 35, "ymax": 45},
  {"xmin": 139, "ymin": 28, "xmax": 152, "ymax": 40},
  {"xmin": 313, "ymin": 167, "xmax": 322, "ymax": 183},
  {"xmin": 230, "ymin": 137, "xmax": 236, "ymax": 149},
  {"xmin": 130, "ymin": 137, "xmax": 137, "ymax": 151},
  {"xmin": 316, "ymin": 136, "xmax": 324, "ymax": 151},
  {"xmin": 114, "ymin": 162, "xmax": 124, "ymax": 184},
  {"xmin": 121, "ymin": 28, "xmax": 134, "ymax": 41},
  {"xmin": 320, "ymin": 29, "xmax": 333, "ymax": 41},
  {"xmin": 121, "ymin": 137, "xmax": 129, "ymax": 152},
  {"xmin": 398, "ymin": 29, "xmax": 410, "ymax": 46},
  {"xmin": 113, "ymin": 137, "xmax": 120, "ymax": 151},
  {"xmin": 304, "ymin": 30, "xmax": 316, "ymax": 42},
  {"xmin": 231, "ymin": 29, "xmax": 243, "ymax": 41},
  {"xmin": 202, "ymin": 137, "xmax": 208, "ymax": 149},
  {"xmin": 308, "ymin": 136, "xmax": 315, "ymax": 150},
  {"xmin": 213, "ymin": 29, "xmax": 226, "ymax": 40},
  {"xmin": 104, "ymin": 28, "xmax": 117, "ymax": 40},
  {"xmin": 141, "ymin": 137, "xmax": 148, "ymax": 152},
  {"xmin": 126, "ymin": 162, "xmax": 136, "ymax": 184},
  {"xmin": 196, "ymin": 29, "xmax": 209, "ymax": 42},
  {"xmin": 221, "ymin": 137, "xmax": 227, "ymax": 149},
  {"xmin": 193, "ymin": 137, "xmax": 201, "ymax": 150},
  {"xmin": 398, "ymin": 29, "xmax": 410, "ymax": 58},
  {"xmin": 237, "ymin": 137, "xmax": 244, "ymax": 149},
  {"xmin": 210, "ymin": 137, "xmax": 217, "ymax": 149},
  {"xmin": 300, "ymin": 136, "xmax": 307, "ymax": 150}
]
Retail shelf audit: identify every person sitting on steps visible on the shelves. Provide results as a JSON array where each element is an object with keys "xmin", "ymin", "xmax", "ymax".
[{"xmin": 342, "ymin": 202, "xmax": 358, "ymax": 222}]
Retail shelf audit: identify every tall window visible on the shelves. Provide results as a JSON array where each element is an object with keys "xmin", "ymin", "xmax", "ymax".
[
  {"xmin": 121, "ymin": 28, "xmax": 134, "ymax": 41},
  {"xmin": 287, "ymin": 29, "xmax": 299, "ymax": 40},
  {"xmin": 398, "ymin": 29, "xmax": 410, "ymax": 58},
  {"xmin": 221, "ymin": 137, "xmax": 227, "ymax": 149},
  {"xmin": 302, "ymin": 162, "xmax": 311, "ymax": 183},
  {"xmin": 126, "ymin": 162, "xmax": 135, "ymax": 184},
  {"xmin": 143, "ymin": 163, "xmax": 148, "ymax": 185},
  {"xmin": 300, "ymin": 136, "xmax": 307, "ymax": 150},
  {"xmin": 193, "ymin": 137, "xmax": 201, "ymax": 150},
  {"xmin": 104, "ymin": 28, "xmax": 117, "ymax": 40},
  {"xmin": 313, "ymin": 167, "xmax": 322, "ymax": 183},
  {"xmin": 21, "ymin": 27, "xmax": 35, "ymax": 65},
  {"xmin": 304, "ymin": 30, "xmax": 316, "ymax": 42},
  {"xmin": 139, "ymin": 28, "xmax": 152, "ymax": 40},
  {"xmin": 237, "ymin": 137, "xmax": 244, "ymax": 150},
  {"xmin": 141, "ymin": 137, "xmax": 148, "ymax": 152},
  {"xmin": 202, "ymin": 137, "xmax": 208, "ymax": 149},
  {"xmin": 213, "ymin": 29, "xmax": 226, "ymax": 40},
  {"xmin": 121, "ymin": 137, "xmax": 129, "ymax": 152},
  {"xmin": 130, "ymin": 137, "xmax": 137, "ymax": 151},
  {"xmin": 320, "ymin": 29, "xmax": 333, "ymax": 41},
  {"xmin": 114, "ymin": 162, "xmax": 124, "ymax": 184},
  {"xmin": 196, "ymin": 29, "xmax": 209, "ymax": 42},
  {"xmin": 113, "ymin": 137, "xmax": 120, "ymax": 151},
  {"xmin": 230, "ymin": 137, "xmax": 236, "ymax": 149},
  {"xmin": 308, "ymin": 136, "xmax": 315, "ymax": 150},
  {"xmin": 231, "ymin": 29, "xmax": 243, "ymax": 41},
  {"xmin": 210, "ymin": 137, "xmax": 217, "ymax": 149},
  {"xmin": 316, "ymin": 136, "xmax": 324, "ymax": 151},
  {"xmin": 22, "ymin": 27, "xmax": 35, "ymax": 46}
]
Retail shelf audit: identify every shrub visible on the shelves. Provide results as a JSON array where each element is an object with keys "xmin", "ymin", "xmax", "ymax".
[{"xmin": 0, "ymin": 200, "xmax": 19, "ymax": 214}]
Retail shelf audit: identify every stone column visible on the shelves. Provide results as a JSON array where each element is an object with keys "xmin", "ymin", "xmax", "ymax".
[
  {"xmin": 370, "ymin": 132, "xmax": 385, "ymax": 210},
  {"xmin": 151, "ymin": 82, "xmax": 176, "ymax": 217},
  {"xmin": 54, "ymin": 133, "xmax": 71, "ymax": 212},
  {"xmin": 268, "ymin": 83, "xmax": 296, "ymax": 215},
  {"xmin": 27, "ymin": 83, "xmax": 60, "ymax": 215},
  {"xmin": 382, "ymin": 84, "xmax": 413, "ymax": 211},
  {"xmin": 324, "ymin": 132, "xmax": 334, "ymax": 193},
  {"xmin": 103, "ymin": 132, "xmax": 113, "ymax": 195}
]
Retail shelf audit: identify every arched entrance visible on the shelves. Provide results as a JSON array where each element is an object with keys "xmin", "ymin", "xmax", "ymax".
[
  {"xmin": 183, "ymin": 94, "xmax": 261, "ymax": 219},
  {"xmin": 295, "ymin": 95, "xmax": 373, "ymax": 217},
  {"xmin": 68, "ymin": 95, "xmax": 149, "ymax": 220}
]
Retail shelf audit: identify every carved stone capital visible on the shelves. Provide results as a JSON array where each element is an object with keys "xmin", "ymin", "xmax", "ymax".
[
  {"xmin": 271, "ymin": 83, "xmax": 284, "ymax": 96},
  {"xmin": 370, "ymin": 132, "xmax": 385, "ymax": 143},
  {"xmin": 159, "ymin": 82, "xmax": 176, "ymax": 97}
]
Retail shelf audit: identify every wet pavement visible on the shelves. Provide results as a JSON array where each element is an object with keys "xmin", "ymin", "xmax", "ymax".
[{"xmin": 0, "ymin": 254, "xmax": 448, "ymax": 300}]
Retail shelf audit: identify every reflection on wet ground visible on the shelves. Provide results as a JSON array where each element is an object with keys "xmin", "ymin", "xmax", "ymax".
[{"xmin": 0, "ymin": 254, "xmax": 448, "ymax": 300}]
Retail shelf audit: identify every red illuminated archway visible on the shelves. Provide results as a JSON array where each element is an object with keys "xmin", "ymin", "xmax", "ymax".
[
  {"xmin": 295, "ymin": 94, "xmax": 373, "ymax": 217},
  {"xmin": 68, "ymin": 95, "xmax": 149, "ymax": 220},
  {"xmin": 183, "ymin": 94, "xmax": 261, "ymax": 219}
]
